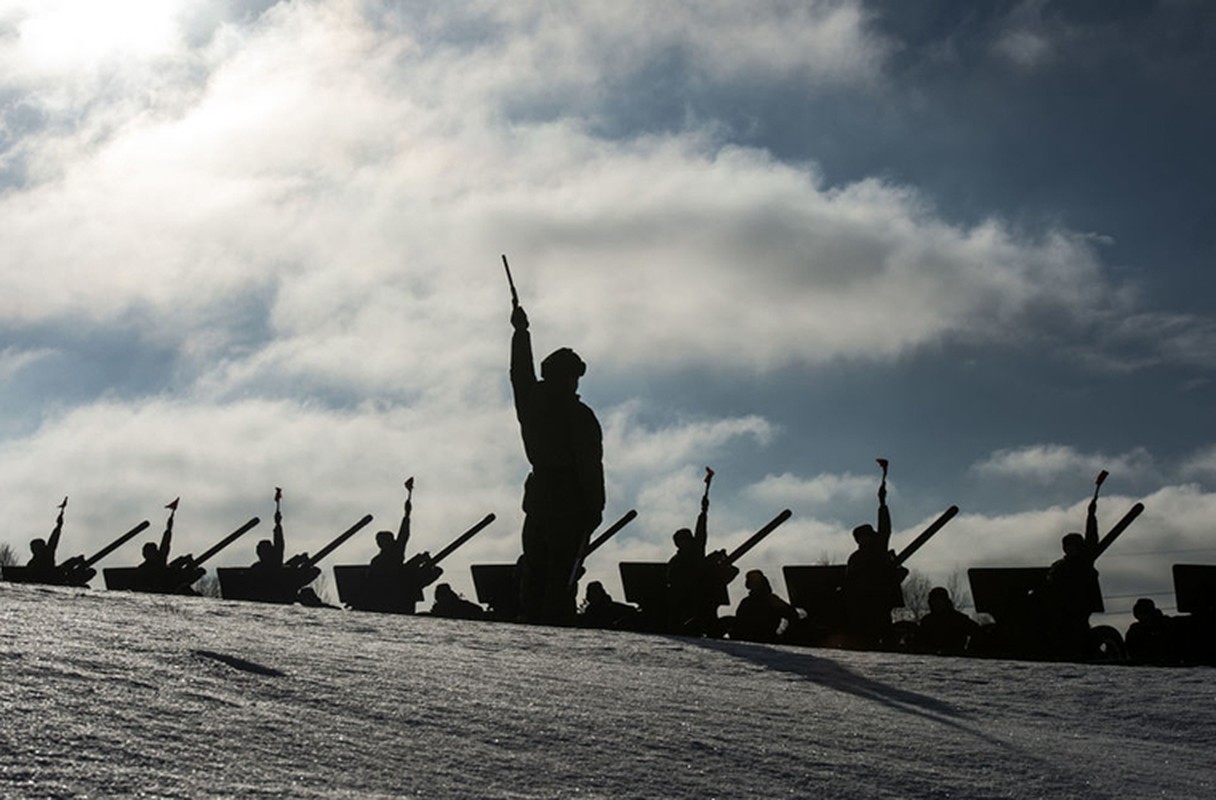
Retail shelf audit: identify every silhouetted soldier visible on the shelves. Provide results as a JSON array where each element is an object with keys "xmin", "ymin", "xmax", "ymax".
[
  {"xmin": 25, "ymin": 497, "xmax": 90, "ymax": 584},
  {"xmin": 1125, "ymin": 598, "xmax": 1178, "ymax": 666},
  {"xmin": 843, "ymin": 476, "xmax": 906, "ymax": 648},
  {"xmin": 730, "ymin": 569, "xmax": 800, "ymax": 643},
  {"xmin": 579, "ymin": 580, "xmax": 640, "ymax": 630},
  {"xmin": 369, "ymin": 478, "xmax": 412, "ymax": 583},
  {"xmin": 134, "ymin": 499, "xmax": 204, "ymax": 593},
  {"xmin": 26, "ymin": 537, "xmax": 59, "ymax": 583},
  {"xmin": 915, "ymin": 586, "xmax": 980, "ymax": 655},
  {"xmin": 133, "ymin": 523, "xmax": 172, "ymax": 591},
  {"xmin": 1038, "ymin": 495, "xmax": 1101, "ymax": 659},
  {"xmin": 667, "ymin": 473, "xmax": 735, "ymax": 636},
  {"xmin": 509, "ymin": 298, "xmax": 604, "ymax": 625},
  {"xmin": 250, "ymin": 488, "xmax": 319, "ymax": 598},
  {"xmin": 26, "ymin": 498, "xmax": 64, "ymax": 578},
  {"xmin": 430, "ymin": 583, "xmax": 486, "ymax": 620}
]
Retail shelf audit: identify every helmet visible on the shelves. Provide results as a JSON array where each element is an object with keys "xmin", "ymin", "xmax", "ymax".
[{"xmin": 540, "ymin": 348, "xmax": 586, "ymax": 380}]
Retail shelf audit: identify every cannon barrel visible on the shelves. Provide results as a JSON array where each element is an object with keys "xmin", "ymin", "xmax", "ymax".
[
  {"xmin": 1094, "ymin": 502, "xmax": 1144, "ymax": 560},
  {"xmin": 584, "ymin": 509, "xmax": 639, "ymax": 559},
  {"xmin": 305, "ymin": 514, "xmax": 374, "ymax": 567},
  {"xmin": 894, "ymin": 505, "xmax": 960, "ymax": 568},
  {"xmin": 725, "ymin": 509, "xmax": 793, "ymax": 566},
  {"xmin": 192, "ymin": 517, "xmax": 261, "ymax": 567},
  {"xmin": 82, "ymin": 520, "xmax": 151, "ymax": 568},
  {"xmin": 430, "ymin": 513, "xmax": 496, "ymax": 566}
]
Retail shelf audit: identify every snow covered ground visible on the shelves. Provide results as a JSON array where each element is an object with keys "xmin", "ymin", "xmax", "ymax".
[{"xmin": 1, "ymin": 583, "xmax": 1212, "ymax": 799}]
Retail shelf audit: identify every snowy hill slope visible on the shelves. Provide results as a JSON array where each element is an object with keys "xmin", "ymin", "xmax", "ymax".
[{"xmin": 1, "ymin": 584, "xmax": 1212, "ymax": 799}]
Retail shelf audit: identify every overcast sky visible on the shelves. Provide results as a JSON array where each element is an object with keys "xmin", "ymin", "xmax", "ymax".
[{"xmin": 2, "ymin": 0, "xmax": 1213, "ymax": 618}]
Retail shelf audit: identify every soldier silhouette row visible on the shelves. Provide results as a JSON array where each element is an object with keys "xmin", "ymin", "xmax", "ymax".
[{"xmin": 509, "ymin": 293, "xmax": 604, "ymax": 625}]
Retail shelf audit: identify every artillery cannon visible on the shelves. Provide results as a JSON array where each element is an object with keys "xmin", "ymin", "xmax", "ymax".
[
  {"xmin": 4, "ymin": 518, "xmax": 151, "ymax": 587},
  {"xmin": 105, "ymin": 516, "xmax": 261, "ymax": 595},
  {"xmin": 1159, "ymin": 564, "xmax": 1216, "ymax": 666},
  {"xmin": 335, "ymin": 513, "xmax": 496, "ymax": 614},
  {"xmin": 967, "ymin": 499, "xmax": 1144, "ymax": 662},
  {"xmin": 471, "ymin": 509, "xmax": 637, "ymax": 621},
  {"xmin": 218, "ymin": 514, "xmax": 372, "ymax": 604},
  {"xmin": 781, "ymin": 505, "xmax": 959, "ymax": 647},
  {"xmin": 618, "ymin": 508, "xmax": 792, "ymax": 635}
]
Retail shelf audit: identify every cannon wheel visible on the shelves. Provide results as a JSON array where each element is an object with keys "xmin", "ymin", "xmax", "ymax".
[{"xmin": 1089, "ymin": 624, "xmax": 1127, "ymax": 663}]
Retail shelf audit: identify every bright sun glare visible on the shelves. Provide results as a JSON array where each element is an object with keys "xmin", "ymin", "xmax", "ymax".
[{"xmin": 17, "ymin": 0, "xmax": 182, "ymax": 70}]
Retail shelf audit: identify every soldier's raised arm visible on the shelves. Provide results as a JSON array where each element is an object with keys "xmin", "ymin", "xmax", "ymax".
[
  {"xmin": 398, "ymin": 477, "xmax": 414, "ymax": 554},
  {"xmin": 694, "ymin": 468, "xmax": 713, "ymax": 552},
  {"xmin": 160, "ymin": 498, "xmax": 178, "ymax": 560},
  {"xmin": 271, "ymin": 488, "xmax": 286, "ymax": 565},
  {"xmin": 510, "ymin": 303, "xmax": 536, "ymax": 414},
  {"xmin": 877, "ymin": 475, "xmax": 891, "ymax": 550},
  {"xmin": 47, "ymin": 497, "xmax": 68, "ymax": 560},
  {"xmin": 1085, "ymin": 470, "xmax": 1106, "ymax": 554}
]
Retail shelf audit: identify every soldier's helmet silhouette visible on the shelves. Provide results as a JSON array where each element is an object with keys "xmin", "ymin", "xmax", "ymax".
[{"xmin": 540, "ymin": 348, "xmax": 585, "ymax": 381}]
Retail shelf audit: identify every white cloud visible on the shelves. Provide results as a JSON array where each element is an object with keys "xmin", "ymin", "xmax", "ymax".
[
  {"xmin": 0, "ymin": 0, "xmax": 1189, "ymax": 395},
  {"xmin": 993, "ymin": 28, "xmax": 1053, "ymax": 70},
  {"xmin": 745, "ymin": 471, "xmax": 877, "ymax": 508},
  {"xmin": 0, "ymin": 345, "xmax": 56, "ymax": 380},
  {"xmin": 971, "ymin": 444, "xmax": 1157, "ymax": 486},
  {"xmin": 1180, "ymin": 445, "xmax": 1216, "ymax": 484}
]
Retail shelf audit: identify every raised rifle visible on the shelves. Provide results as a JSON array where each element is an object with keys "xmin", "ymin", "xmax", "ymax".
[{"xmin": 503, "ymin": 254, "xmax": 519, "ymax": 308}]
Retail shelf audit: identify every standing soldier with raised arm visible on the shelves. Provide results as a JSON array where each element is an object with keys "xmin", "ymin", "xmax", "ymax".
[
  {"xmin": 843, "ymin": 459, "xmax": 907, "ymax": 648},
  {"xmin": 1039, "ymin": 471, "xmax": 1106, "ymax": 659},
  {"xmin": 506, "ymin": 256, "xmax": 605, "ymax": 625},
  {"xmin": 26, "ymin": 497, "xmax": 78, "ymax": 583},
  {"xmin": 369, "ymin": 477, "xmax": 413, "ymax": 581},
  {"xmin": 133, "ymin": 499, "xmax": 177, "ymax": 592}
]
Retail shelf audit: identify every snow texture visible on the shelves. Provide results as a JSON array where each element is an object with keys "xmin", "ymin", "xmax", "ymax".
[{"xmin": 1, "ymin": 583, "xmax": 1213, "ymax": 799}]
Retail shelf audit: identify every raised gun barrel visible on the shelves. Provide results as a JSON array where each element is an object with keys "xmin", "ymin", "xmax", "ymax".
[
  {"xmin": 305, "ymin": 514, "xmax": 374, "ymax": 567},
  {"xmin": 191, "ymin": 517, "xmax": 262, "ymax": 568},
  {"xmin": 894, "ymin": 505, "xmax": 960, "ymax": 568},
  {"xmin": 725, "ymin": 509, "xmax": 793, "ymax": 566},
  {"xmin": 82, "ymin": 520, "xmax": 152, "ymax": 568},
  {"xmin": 429, "ymin": 513, "xmax": 496, "ymax": 567},
  {"xmin": 1094, "ymin": 502, "xmax": 1145, "ymax": 559},
  {"xmin": 584, "ymin": 509, "xmax": 639, "ymax": 559}
]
